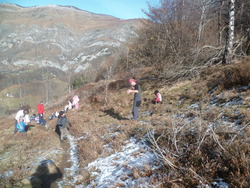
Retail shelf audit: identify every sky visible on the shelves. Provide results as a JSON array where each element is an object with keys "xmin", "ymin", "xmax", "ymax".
[{"xmin": 0, "ymin": 0, "xmax": 159, "ymax": 19}]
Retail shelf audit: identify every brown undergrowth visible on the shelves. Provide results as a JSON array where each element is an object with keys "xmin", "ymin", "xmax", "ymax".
[
  {"xmin": 1, "ymin": 58, "xmax": 250, "ymax": 187},
  {"xmin": 71, "ymin": 58, "xmax": 250, "ymax": 187},
  {"xmin": 146, "ymin": 116, "xmax": 250, "ymax": 187},
  {"xmin": 0, "ymin": 117, "xmax": 62, "ymax": 187}
]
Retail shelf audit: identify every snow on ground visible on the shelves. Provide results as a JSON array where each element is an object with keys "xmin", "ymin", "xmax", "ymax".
[
  {"xmin": 85, "ymin": 137, "xmax": 160, "ymax": 188},
  {"xmin": 56, "ymin": 135, "xmax": 80, "ymax": 187},
  {"xmin": 55, "ymin": 130, "xmax": 160, "ymax": 187}
]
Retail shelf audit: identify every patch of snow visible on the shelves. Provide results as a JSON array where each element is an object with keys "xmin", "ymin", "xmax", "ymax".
[
  {"xmin": 89, "ymin": 41, "xmax": 121, "ymax": 47},
  {"xmin": 13, "ymin": 60, "xmax": 31, "ymax": 66},
  {"xmin": 0, "ymin": 59, "xmax": 9, "ymax": 65},
  {"xmin": 56, "ymin": 135, "xmax": 80, "ymax": 187},
  {"xmin": 85, "ymin": 138, "xmax": 160, "ymax": 187},
  {"xmin": 188, "ymin": 103, "xmax": 199, "ymax": 109},
  {"xmin": 206, "ymin": 178, "xmax": 229, "ymax": 188}
]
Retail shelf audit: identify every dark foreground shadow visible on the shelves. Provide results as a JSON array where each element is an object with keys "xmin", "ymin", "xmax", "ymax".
[
  {"xmin": 101, "ymin": 108, "xmax": 129, "ymax": 120},
  {"xmin": 25, "ymin": 124, "xmax": 35, "ymax": 132},
  {"xmin": 55, "ymin": 124, "xmax": 61, "ymax": 139},
  {"xmin": 30, "ymin": 160, "xmax": 63, "ymax": 188}
]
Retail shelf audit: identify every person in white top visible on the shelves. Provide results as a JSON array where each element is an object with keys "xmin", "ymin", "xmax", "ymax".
[
  {"xmin": 64, "ymin": 99, "xmax": 73, "ymax": 112},
  {"xmin": 14, "ymin": 109, "xmax": 29, "ymax": 134}
]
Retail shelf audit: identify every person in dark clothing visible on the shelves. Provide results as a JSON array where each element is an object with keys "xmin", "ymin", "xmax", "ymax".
[
  {"xmin": 37, "ymin": 101, "xmax": 45, "ymax": 125},
  {"xmin": 56, "ymin": 111, "xmax": 72, "ymax": 141},
  {"xmin": 127, "ymin": 78, "xmax": 141, "ymax": 121}
]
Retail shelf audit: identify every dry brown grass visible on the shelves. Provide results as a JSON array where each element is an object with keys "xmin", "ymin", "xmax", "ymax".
[
  {"xmin": 146, "ymin": 114, "xmax": 250, "ymax": 187},
  {"xmin": 0, "ymin": 115, "xmax": 62, "ymax": 186},
  {"xmin": 205, "ymin": 56, "xmax": 250, "ymax": 91},
  {"xmin": 2, "ymin": 57, "xmax": 250, "ymax": 187}
]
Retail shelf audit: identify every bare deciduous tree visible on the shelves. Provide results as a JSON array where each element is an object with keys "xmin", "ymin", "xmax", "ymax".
[
  {"xmin": 223, "ymin": 0, "xmax": 235, "ymax": 64},
  {"xmin": 121, "ymin": 0, "xmax": 249, "ymax": 81}
]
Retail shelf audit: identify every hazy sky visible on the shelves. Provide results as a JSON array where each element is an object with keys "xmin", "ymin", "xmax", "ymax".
[{"xmin": 0, "ymin": 0, "xmax": 159, "ymax": 19}]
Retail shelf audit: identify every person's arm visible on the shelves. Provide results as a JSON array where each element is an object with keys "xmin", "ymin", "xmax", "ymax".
[
  {"xmin": 127, "ymin": 89, "xmax": 138, "ymax": 94},
  {"xmin": 15, "ymin": 111, "xmax": 21, "ymax": 124},
  {"xmin": 24, "ymin": 115, "xmax": 30, "ymax": 125},
  {"xmin": 127, "ymin": 84, "xmax": 139, "ymax": 94},
  {"xmin": 66, "ymin": 117, "xmax": 72, "ymax": 127}
]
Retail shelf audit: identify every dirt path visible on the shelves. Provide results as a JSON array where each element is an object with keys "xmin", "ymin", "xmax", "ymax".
[{"xmin": 50, "ymin": 140, "xmax": 72, "ymax": 188}]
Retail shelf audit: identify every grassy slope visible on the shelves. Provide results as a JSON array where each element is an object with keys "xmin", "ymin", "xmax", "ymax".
[{"xmin": 0, "ymin": 58, "xmax": 249, "ymax": 187}]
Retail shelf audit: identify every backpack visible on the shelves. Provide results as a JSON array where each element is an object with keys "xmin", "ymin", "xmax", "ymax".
[{"xmin": 16, "ymin": 121, "xmax": 26, "ymax": 132}]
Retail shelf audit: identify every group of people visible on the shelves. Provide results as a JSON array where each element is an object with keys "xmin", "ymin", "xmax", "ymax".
[
  {"xmin": 13, "ymin": 79, "xmax": 159, "ymax": 138},
  {"xmin": 64, "ymin": 95, "xmax": 80, "ymax": 112},
  {"xmin": 13, "ymin": 95, "xmax": 79, "ymax": 141},
  {"xmin": 14, "ymin": 101, "xmax": 45, "ymax": 134},
  {"xmin": 127, "ymin": 78, "xmax": 162, "ymax": 121}
]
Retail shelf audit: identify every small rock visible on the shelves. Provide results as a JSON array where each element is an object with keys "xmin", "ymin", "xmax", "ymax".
[
  {"xmin": 21, "ymin": 178, "xmax": 30, "ymax": 185},
  {"xmin": 114, "ymin": 182, "xmax": 126, "ymax": 187},
  {"xmin": 75, "ymin": 175, "xmax": 84, "ymax": 184},
  {"xmin": 120, "ymin": 175, "xmax": 129, "ymax": 181},
  {"xmin": 166, "ymin": 109, "xmax": 172, "ymax": 113}
]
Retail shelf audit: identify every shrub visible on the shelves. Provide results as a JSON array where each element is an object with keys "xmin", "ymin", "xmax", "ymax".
[
  {"xmin": 207, "ymin": 57, "xmax": 250, "ymax": 91},
  {"xmin": 146, "ymin": 116, "xmax": 250, "ymax": 187}
]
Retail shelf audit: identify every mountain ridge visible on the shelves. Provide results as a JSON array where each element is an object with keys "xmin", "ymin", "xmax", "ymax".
[{"xmin": 0, "ymin": 3, "xmax": 141, "ymax": 115}]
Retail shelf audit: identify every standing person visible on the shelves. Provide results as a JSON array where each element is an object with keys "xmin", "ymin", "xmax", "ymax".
[
  {"xmin": 153, "ymin": 90, "xmax": 162, "ymax": 104},
  {"xmin": 72, "ymin": 95, "xmax": 79, "ymax": 110},
  {"xmin": 37, "ymin": 101, "xmax": 44, "ymax": 125},
  {"xmin": 14, "ymin": 109, "xmax": 30, "ymax": 134},
  {"xmin": 127, "ymin": 78, "xmax": 141, "ymax": 121},
  {"xmin": 56, "ymin": 111, "xmax": 72, "ymax": 141}
]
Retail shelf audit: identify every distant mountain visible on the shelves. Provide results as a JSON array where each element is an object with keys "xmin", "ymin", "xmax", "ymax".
[{"xmin": 0, "ymin": 3, "xmax": 140, "ymax": 115}]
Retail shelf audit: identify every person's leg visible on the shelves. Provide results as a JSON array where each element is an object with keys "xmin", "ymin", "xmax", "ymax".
[
  {"xmin": 13, "ymin": 120, "xmax": 18, "ymax": 134},
  {"xmin": 38, "ymin": 113, "xmax": 42, "ymax": 124},
  {"xmin": 132, "ymin": 100, "xmax": 135, "ymax": 120},
  {"xmin": 60, "ymin": 127, "xmax": 65, "ymax": 141},
  {"xmin": 64, "ymin": 128, "xmax": 69, "ymax": 140},
  {"xmin": 75, "ymin": 103, "xmax": 79, "ymax": 109},
  {"xmin": 132, "ymin": 100, "xmax": 141, "ymax": 120}
]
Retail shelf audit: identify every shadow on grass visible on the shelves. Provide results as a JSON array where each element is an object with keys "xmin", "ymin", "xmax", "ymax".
[
  {"xmin": 25, "ymin": 124, "xmax": 35, "ymax": 132},
  {"xmin": 101, "ymin": 108, "xmax": 129, "ymax": 120},
  {"xmin": 30, "ymin": 160, "xmax": 63, "ymax": 188}
]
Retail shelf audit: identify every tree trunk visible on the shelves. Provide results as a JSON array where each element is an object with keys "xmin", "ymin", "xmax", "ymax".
[
  {"xmin": 217, "ymin": 1, "xmax": 224, "ymax": 46},
  {"xmin": 197, "ymin": 0, "xmax": 207, "ymax": 46},
  {"xmin": 222, "ymin": 0, "xmax": 235, "ymax": 64}
]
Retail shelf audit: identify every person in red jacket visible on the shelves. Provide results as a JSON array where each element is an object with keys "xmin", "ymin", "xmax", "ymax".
[{"xmin": 37, "ymin": 101, "xmax": 45, "ymax": 125}]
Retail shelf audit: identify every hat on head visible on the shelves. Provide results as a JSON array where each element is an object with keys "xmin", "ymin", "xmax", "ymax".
[
  {"xmin": 129, "ymin": 78, "xmax": 136, "ymax": 83},
  {"xmin": 59, "ymin": 110, "xmax": 65, "ymax": 117}
]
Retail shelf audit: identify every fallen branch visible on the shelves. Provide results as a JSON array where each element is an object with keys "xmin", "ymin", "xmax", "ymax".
[
  {"xmin": 147, "ymin": 129, "xmax": 178, "ymax": 169},
  {"xmin": 228, "ymin": 122, "xmax": 250, "ymax": 146}
]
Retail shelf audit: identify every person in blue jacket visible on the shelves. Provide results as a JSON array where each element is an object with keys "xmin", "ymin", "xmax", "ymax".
[{"xmin": 56, "ymin": 111, "xmax": 72, "ymax": 141}]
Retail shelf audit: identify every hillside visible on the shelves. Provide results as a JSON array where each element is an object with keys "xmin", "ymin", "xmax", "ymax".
[
  {"xmin": 0, "ymin": 57, "xmax": 249, "ymax": 187},
  {"xmin": 0, "ymin": 3, "xmax": 140, "ymax": 116}
]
